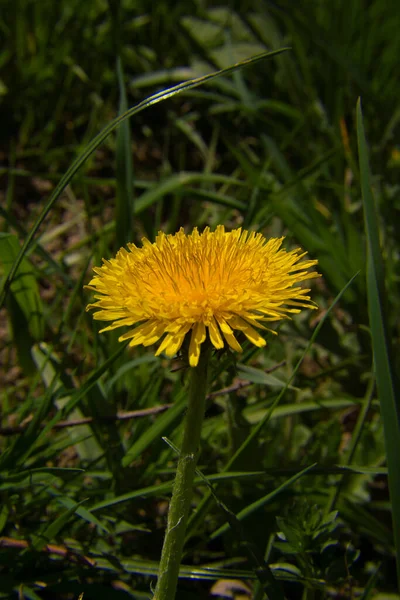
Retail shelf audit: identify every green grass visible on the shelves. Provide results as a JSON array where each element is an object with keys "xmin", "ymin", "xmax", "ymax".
[{"xmin": 1, "ymin": 1, "xmax": 399, "ymax": 598}]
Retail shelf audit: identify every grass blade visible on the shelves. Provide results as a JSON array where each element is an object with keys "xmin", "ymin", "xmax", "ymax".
[{"xmin": 357, "ymin": 97, "xmax": 400, "ymax": 587}]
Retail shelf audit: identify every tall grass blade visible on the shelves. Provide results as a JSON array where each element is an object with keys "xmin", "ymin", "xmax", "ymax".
[{"xmin": 357, "ymin": 97, "xmax": 400, "ymax": 587}]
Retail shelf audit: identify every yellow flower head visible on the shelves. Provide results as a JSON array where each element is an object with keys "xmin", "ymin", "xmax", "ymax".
[{"xmin": 86, "ymin": 226, "xmax": 320, "ymax": 367}]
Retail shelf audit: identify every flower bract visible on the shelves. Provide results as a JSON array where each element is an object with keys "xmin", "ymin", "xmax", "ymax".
[{"xmin": 86, "ymin": 226, "xmax": 320, "ymax": 366}]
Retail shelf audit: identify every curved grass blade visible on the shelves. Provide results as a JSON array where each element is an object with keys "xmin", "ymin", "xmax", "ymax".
[
  {"xmin": 0, "ymin": 47, "xmax": 289, "ymax": 309},
  {"xmin": 357, "ymin": 97, "xmax": 400, "ymax": 587}
]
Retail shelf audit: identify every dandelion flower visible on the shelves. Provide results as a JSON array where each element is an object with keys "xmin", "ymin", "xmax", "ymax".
[{"xmin": 86, "ymin": 226, "xmax": 320, "ymax": 367}]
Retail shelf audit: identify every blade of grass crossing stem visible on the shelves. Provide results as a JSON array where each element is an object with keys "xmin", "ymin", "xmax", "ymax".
[
  {"xmin": 115, "ymin": 54, "xmax": 134, "ymax": 248},
  {"xmin": 0, "ymin": 48, "xmax": 289, "ymax": 309},
  {"xmin": 357, "ymin": 98, "xmax": 400, "ymax": 587},
  {"xmin": 92, "ymin": 555, "xmax": 257, "ymax": 581},
  {"xmin": 186, "ymin": 272, "xmax": 359, "ymax": 539}
]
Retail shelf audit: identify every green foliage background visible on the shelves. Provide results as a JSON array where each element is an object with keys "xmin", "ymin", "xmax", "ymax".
[{"xmin": 0, "ymin": 1, "xmax": 399, "ymax": 598}]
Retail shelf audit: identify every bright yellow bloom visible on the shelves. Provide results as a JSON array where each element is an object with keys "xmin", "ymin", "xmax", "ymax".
[{"xmin": 86, "ymin": 226, "xmax": 320, "ymax": 367}]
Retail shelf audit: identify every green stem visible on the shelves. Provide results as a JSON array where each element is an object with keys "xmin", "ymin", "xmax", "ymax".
[{"xmin": 153, "ymin": 347, "xmax": 210, "ymax": 600}]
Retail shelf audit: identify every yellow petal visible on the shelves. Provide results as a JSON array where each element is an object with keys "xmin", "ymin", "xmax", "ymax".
[
  {"xmin": 99, "ymin": 317, "xmax": 138, "ymax": 333},
  {"xmin": 155, "ymin": 332, "xmax": 182, "ymax": 357},
  {"xmin": 119, "ymin": 320, "xmax": 154, "ymax": 341},
  {"xmin": 208, "ymin": 317, "xmax": 224, "ymax": 349},
  {"xmin": 229, "ymin": 316, "xmax": 266, "ymax": 348},
  {"xmin": 155, "ymin": 323, "xmax": 191, "ymax": 357},
  {"xmin": 216, "ymin": 317, "xmax": 242, "ymax": 353},
  {"xmin": 92, "ymin": 310, "xmax": 127, "ymax": 321},
  {"xmin": 119, "ymin": 320, "xmax": 166, "ymax": 347},
  {"xmin": 189, "ymin": 321, "xmax": 206, "ymax": 367}
]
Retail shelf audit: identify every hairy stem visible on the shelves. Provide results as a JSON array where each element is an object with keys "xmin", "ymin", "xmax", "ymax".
[{"xmin": 153, "ymin": 348, "xmax": 210, "ymax": 599}]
